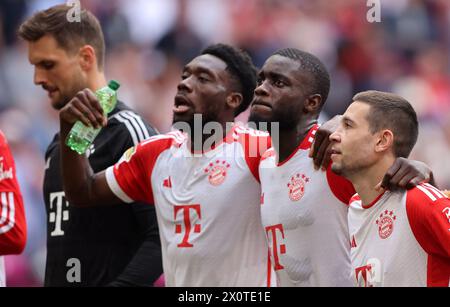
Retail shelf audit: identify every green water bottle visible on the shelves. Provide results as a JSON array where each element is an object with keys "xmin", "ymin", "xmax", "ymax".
[{"xmin": 66, "ymin": 80, "xmax": 120, "ymax": 155}]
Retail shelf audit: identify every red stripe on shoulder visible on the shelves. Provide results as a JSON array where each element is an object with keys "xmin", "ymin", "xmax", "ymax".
[
  {"xmin": 299, "ymin": 124, "xmax": 320, "ymax": 151},
  {"xmin": 406, "ymin": 184, "xmax": 450, "ymax": 286},
  {"xmin": 232, "ymin": 126, "xmax": 271, "ymax": 183}
]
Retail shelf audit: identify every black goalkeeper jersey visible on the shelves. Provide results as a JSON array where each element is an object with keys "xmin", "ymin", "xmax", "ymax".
[{"xmin": 43, "ymin": 102, "xmax": 162, "ymax": 287}]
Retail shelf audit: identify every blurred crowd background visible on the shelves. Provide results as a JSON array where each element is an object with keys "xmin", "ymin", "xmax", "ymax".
[{"xmin": 1, "ymin": 0, "xmax": 450, "ymax": 286}]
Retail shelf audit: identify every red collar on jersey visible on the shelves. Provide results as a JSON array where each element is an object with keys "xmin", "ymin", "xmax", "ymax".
[
  {"xmin": 277, "ymin": 124, "xmax": 320, "ymax": 167},
  {"xmin": 362, "ymin": 191, "xmax": 387, "ymax": 209}
]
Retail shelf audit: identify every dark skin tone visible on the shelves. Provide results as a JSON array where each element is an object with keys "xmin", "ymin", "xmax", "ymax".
[
  {"xmin": 249, "ymin": 55, "xmax": 321, "ymax": 163},
  {"xmin": 174, "ymin": 54, "xmax": 242, "ymax": 151},
  {"xmin": 249, "ymin": 54, "xmax": 434, "ymax": 189},
  {"xmin": 59, "ymin": 54, "xmax": 243, "ymax": 207}
]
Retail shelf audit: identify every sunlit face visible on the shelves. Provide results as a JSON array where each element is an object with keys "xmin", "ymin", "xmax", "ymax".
[
  {"xmin": 248, "ymin": 55, "xmax": 309, "ymax": 130},
  {"xmin": 173, "ymin": 54, "xmax": 233, "ymax": 127},
  {"xmin": 329, "ymin": 102, "xmax": 379, "ymax": 178},
  {"xmin": 27, "ymin": 35, "xmax": 87, "ymax": 110}
]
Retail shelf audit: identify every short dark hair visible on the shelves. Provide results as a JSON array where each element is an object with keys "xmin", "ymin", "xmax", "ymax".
[
  {"xmin": 201, "ymin": 44, "xmax": 257, "ymax": 117},
  {"xmin": 18, "ymin": 4, "xmax": 105, "ymax": 70},
  {"xmin": 353, "ymin": 90, "xmax": 419, "ymax": 158},
  {"xmin": 274, "ymin": 48, "xmax": 331, "ymax": 108}
]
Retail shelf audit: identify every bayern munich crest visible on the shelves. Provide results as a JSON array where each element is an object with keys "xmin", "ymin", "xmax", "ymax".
[
  {"xmin": 376, "ymin": 210, "xmax": 397, "ymax": 239},
  {"xmin": 287, "ymin": 173, "xmax": 310, "ymax": 202},
  {"xmin": 204, "ymin": 160, "xmax": 231, "ymax": 186}
]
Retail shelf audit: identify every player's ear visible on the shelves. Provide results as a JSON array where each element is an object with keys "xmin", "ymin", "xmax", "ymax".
[
  {"xmin": 226, "ymin": 92, "xmax": 243, "ymax": 111},
  {"xmin": 304, "ymin": 94, "xmax": 322, "ymax": 113},
  {"xmin": 78, "ymin": 45, "xmax": 96, "ymax": 72},
  {"xmin": 375, "ymin": 129, "xmax": 394, "ymax": 153}
]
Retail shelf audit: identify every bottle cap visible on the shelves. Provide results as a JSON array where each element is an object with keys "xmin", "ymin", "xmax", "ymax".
[{"xmin": 108, "ymin": 80, "xmax": 121, "ymax": 91}]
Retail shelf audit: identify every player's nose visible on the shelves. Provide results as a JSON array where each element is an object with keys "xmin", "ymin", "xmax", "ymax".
[
  {"xmin": 254, "ymin": 80, "xmax": 269, "ymax": 97},
  {"xmin": 177, "ymin": 76, "xmax": 193, "ymax": 94},
  {"xmin": 34, "ymin": 68, "xmax": 48, "ymax": 86},
  {"xmin": 330, "ymin": 130, "xmax": 341, "ymax": 142}
]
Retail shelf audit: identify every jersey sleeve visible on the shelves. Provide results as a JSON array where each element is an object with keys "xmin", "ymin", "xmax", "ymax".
[
  {"xmin": 234, "ymin": 126, "xmax": 272, "ymax": 183},
  {"xmin": 406, "ymin": 184, "xmax": 450, "ymax": 258},
  {"xmin": 105, "ymin": 136, "xmax": 174, "ymax": 205},
  {"xmin": 0, "ymin": 132, "xmax": 27, "ymax": 255},
  {"xmin": 326, "ymin": 164, "xmax": 357, "ymax": 205}
]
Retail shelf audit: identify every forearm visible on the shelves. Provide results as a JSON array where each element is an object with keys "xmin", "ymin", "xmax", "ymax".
[
  {"xmin": 60, "ymin": 121, "xmax": 96, "ymax": 206},
  {"xmin": 58, "ymin": 89, "xmax": 123, "ymax": 207}
]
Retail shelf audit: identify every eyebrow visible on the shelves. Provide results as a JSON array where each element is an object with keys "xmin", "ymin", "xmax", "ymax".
[
  {"xmin": 342, "ymin": 116, "xmax": 356, "ymax": 125},
  {"xmin": 183, "ymin": 65, "xmax": 216, "ymax": 78},
  {"xmin": 30, "ymin": 57, "xmax": 54, "ymax": 65},
  {"xmin": 259, "ymin": 70, "xmax": 290, "ymax": 82},
  {"xmin": 33, "ymin": 61, "xmax": 54, "ymax": 68}
]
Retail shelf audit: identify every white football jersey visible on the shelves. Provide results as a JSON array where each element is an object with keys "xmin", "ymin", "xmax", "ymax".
[
  {"xmin": 349, "ymin": 183, "xmax": 450, "ymax": 287},
  {"xmin": 259, "ymin": 125, "xmax": 355, "ymax": 287},
  {"xmin": 106, "ymin": 125, "xmax": 275, "ymax": 287}
]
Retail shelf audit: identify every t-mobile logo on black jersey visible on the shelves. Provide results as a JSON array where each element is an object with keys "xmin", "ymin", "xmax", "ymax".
[{"xmin": 49, "ymin": 192, "xmax": 69, "ymax": 237}]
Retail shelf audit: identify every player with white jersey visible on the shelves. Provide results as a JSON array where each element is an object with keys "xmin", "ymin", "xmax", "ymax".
[
  {"xmin": 0, "ymin": 131, "xmax": 27, "ymax": 287},
  {"xmin": 330, "ymin": 90, "xmax": 450, "ymax": 287},
  {"xmin": 57, "ymin": 44, "xmax": 275, "ymax": 286},
  {"xmin": 107, "ymin": 125, "xmax": 271, "ymax": 286},
  {"xmin": 250, "ymin": 49, "xmax": 434, "ymax": 287},
  {"xmin": 348, "ymin": 184, "xmax": 450, "ymax": 287},
  {"xmin": 259, "ymin": 126, "xmax": 354, "ymax": 286}
]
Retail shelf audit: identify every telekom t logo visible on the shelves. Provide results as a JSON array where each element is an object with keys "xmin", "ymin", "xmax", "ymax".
[
  {"xmin": 174, "ymin": 205, "xmax": 202, "ymax": 248},
  {"xmin": 355, "ymin": 258, "xmax": 382, "ymax": 287},
  {"xmin": 49, "ymin": 192, "xmax": 69, "ymax": 237},
  {"xmin": 355, "ymin": 265, "xmax": 373, "ymax": 287},
  {"xmin": 265, "ymin": 224, "xmax": 286, "ymax": 271}
]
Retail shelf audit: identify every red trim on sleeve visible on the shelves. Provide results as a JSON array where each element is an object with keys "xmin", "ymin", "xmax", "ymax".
[
  {"xmin": 113, "ymin": 135, "xmax": 182, "ymax": 204},
  {"xmin": 406, "ymin": 184, "xmax": 450, "ymax": 287}
]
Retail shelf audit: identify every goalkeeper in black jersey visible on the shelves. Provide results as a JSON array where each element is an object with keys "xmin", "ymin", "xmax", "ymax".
[{"xmin": 18, "ymin": 5, "xmax": 163, "ymax": 287}]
